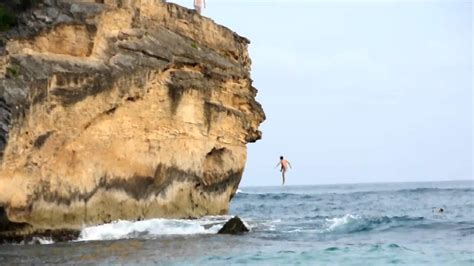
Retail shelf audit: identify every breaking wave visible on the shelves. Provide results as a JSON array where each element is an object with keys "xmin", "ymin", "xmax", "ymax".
[
  {"xmin": 323, "ymin": 214, "xmax": 425, "ymax": 234},
  {"xmin": 78, "ymin": 216, "xmax": 233, "ymax": 242}
]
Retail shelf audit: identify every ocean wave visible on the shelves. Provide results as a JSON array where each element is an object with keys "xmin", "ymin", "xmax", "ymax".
[
  {"xmin": 385, "ymin": 187, "xmax": 474, "ymax": 194},
  {"xmin": 343, "ymin": 187, "xmax": 474, "ymax": 196},
  {"xmin": 323, "ymin": 214, "xmax": 425, "ymax": 234},
  {"xmin": 78, "ymin": 216, "xmax": 232, "ymax": 242},
  {"xmin": 234, "ymin": 187, "xmax": 473, "ymax": 201},
  {"xmin": 235, "ymin": 192, "xmax": 318, "ymax": 201},
  {"xmin": 257, "ymin": 219, "xmax": 282, "ymax": 231}
]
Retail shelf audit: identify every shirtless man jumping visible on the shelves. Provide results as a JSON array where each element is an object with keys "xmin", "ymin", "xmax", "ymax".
[{"xmin": 275, "ymin": 156, "xmax": 292, "ymax": 185}]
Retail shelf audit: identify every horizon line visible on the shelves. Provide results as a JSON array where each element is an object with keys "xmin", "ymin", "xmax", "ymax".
[{"xmin": 240, "ymin": 179, "xmax": 473, "ymax": 188}]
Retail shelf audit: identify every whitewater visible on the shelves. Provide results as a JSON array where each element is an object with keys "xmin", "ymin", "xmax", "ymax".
[{"xmin": 0, "ymin": 180, "xmax": 472, "ymax": 265}]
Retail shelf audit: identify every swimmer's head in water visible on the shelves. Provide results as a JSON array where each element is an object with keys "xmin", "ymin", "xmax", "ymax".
[{"xmin": 280, "ymin": 156, "xmax": 283, "ymax": 160}]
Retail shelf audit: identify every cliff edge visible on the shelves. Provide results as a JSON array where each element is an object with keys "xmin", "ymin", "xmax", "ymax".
[{"xmin": 0, "ymin": 0, "xmax": 264, "ymax": 239}]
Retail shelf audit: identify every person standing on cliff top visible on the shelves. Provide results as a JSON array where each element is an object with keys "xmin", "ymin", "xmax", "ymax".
[
  {"xmin": 275, "ymin": 156, "xmax": 292, "ymax": 185},
  {"xmin": 194, "ymin": 0, "xmax": 205, "ymax": 14}
]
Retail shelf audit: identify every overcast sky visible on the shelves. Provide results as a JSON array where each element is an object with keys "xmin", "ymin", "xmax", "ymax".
[{"xmin": 168, "ymin": 0, "xmax": 472, "ymax": 186}]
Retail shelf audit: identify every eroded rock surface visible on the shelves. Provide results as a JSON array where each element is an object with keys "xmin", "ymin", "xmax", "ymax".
[{"xmin": 0, "ymin": 0, "xmax": 264, "ymax": 238}]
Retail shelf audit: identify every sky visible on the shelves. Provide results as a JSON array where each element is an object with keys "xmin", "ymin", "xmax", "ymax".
[{"xmin": 168, "ymin": 0, "xmax": 472, "ymax": 186}]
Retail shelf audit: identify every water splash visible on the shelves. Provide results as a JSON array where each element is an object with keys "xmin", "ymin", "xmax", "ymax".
[{"xmin": 78, "ymin": 217, "xmax": 232, "ymax": 242}]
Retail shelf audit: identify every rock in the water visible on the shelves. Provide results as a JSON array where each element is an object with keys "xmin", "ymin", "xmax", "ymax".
[{"xmin": 218, "ymin": 216, "xmax": 249, "ymax": 235}]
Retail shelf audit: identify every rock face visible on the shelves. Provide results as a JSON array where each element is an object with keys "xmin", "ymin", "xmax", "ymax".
[
  {"xmin": 217, "ymin": 216, "xmax": 249, "ymax": 235},
  {"xmin": 0, "ymin": 0, "xmax": 264, "ymax": 237}
]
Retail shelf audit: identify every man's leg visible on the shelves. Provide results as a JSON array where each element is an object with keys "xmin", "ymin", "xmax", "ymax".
[
  {"xmin": 194, "ymin": 5, "xmax": 202, "ymax": 14},
  {"xmin": 282, "ymin": 170, "xmax": 285, "ymax": 185}
]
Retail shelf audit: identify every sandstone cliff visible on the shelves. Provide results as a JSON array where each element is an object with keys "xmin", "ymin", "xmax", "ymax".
[{"xmin": 0, "ymin": 0, "xmax": 264, "ymax": 239}]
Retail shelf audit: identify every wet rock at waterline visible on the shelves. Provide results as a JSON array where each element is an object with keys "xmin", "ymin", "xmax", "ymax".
[{"xmin": 218, "ymin": 216, "xmax": 249, "ymax": 235}]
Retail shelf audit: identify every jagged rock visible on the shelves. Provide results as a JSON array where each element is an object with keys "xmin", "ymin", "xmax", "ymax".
[
  {"xmin": 218, "ymin": 216, "xmax": 249, "ymax": 235},
  {"xmin": 0, "ymin": 0, "xmax": 264, "ymax": 239}
]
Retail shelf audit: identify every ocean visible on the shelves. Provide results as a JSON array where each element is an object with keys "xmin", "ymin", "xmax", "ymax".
[{"xmin": 1, "ymin": 180, "xmax": 473, "ymax": 265}]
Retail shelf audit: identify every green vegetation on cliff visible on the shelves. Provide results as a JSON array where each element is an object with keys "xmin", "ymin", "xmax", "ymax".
[
  {"xmin": 0, "ymin": 0, "xmax": 38, "ymax": 32},
  {"xmin": 0, "ymin": 6, "xmax": 16, "ymax": 31}
]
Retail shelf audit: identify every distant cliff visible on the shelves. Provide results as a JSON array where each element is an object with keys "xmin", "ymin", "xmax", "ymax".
[{"xmin": 0, "ymin": 0, "xmax": 264, "ymax": 239}]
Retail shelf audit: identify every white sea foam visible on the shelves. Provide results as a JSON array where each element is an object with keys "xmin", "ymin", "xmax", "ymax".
[
  {"xmin": 236, "ymin": 189, "xmax": 243, "ymax": 193},
  {"xmin": 27, "ymin": 237, "xmax": 54, "ymax": 245},
  {"xmin": 78, "ymin": 216, "xmax": 232, "ymax": 242},
  {"xmin": 325, "ymin": 214, "xmax": 361, "ymax": 232},
  {"xmin": 256, "ymin": 219, "xmax": 281, "ymax": 231}
]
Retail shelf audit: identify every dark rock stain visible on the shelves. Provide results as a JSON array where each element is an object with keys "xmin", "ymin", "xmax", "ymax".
[
  {"xmin": 0, "ymin": 207, "xmax": 30, "ymax": 233},
  {"xmin": 167, "ymin": 82, "xmax": 184, "ymax": 115},
  {"xmin": 30, "ymin": 80, "xmax": 49, "ymax": 105},
  {"xmin": 0, "ymin": 98, "xmax": 12, "ymax": 159},
  {"xmin": 27, "ymin": 164, "xmax": 242, "ymax": 208},
  {"xmin": 203, "ymin": 102, "xmax": 213, "ymax": 132},
  {"xmin": 203, "ymin": 101, "xmax": 244, "ymax": 133},
  {"xmin": 50, "ymin": 72, "xmax": 114, "ymax": 106},
  {"xmin": 33, "ymin": 131, "xmax": 53, "ymax": 149},
  {"xmin": 104, "ymin": 106, "xmax": 117, "ymax": 115}
]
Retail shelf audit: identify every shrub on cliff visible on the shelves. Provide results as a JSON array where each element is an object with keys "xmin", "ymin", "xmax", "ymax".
[
  {"xmin": 0, "ymin": 0, "xmax": 38, "ymax": 32},
  {"xmin": 0, "ymin": 6, "xmax": 15, "ymax": 32}
]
